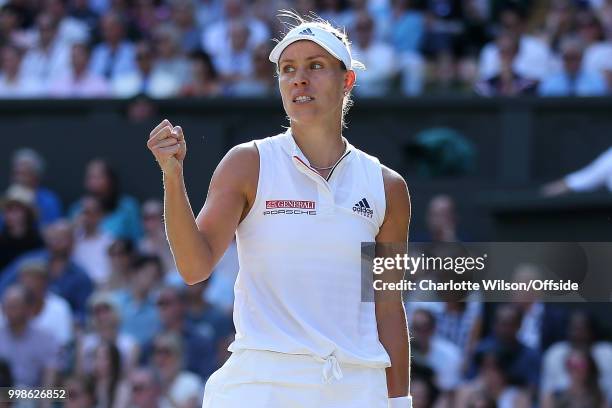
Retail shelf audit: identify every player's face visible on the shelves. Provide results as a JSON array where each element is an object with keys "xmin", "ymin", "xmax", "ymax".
[{"xmin": 277, "ymin": 40, "xmax": 352, "ymax": 125}]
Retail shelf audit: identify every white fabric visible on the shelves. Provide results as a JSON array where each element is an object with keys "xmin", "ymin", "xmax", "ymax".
[
  {"xmin": 73, "ymin": 229, "xmax": 114, "ymax": 284},
  {"xmin": 351, "ymin": 42, "xmax": 397, "ymax": 96},
  {"xmin": 163, "ymin": 371, "xmax": 204, "ymax": 408},
  {"xmin": 202, "ymin": 349, "xmax": 388, "ymax": 408},
  {"xmin": 229, "ymin": 129, "xmax": 390, "ymax": 369},
  {"xmin": 32, "ymin": 293, "xmax": 73, "ymax": 346},
  {"xmin": 564, "ymin": 146, "xmax": 612, "ymax": 192},
  {"xmin": 583, "ymin": 42, "xmax": 612, "ymax": 74},
  {"xmin": 389, "ymin": 396, "xmax": 412, "ymax": 408},
  {"xmin": 517, "ymin": 302, "xmax": 543, "ymax": 350},
  {"xmin": 423, "ymin": 337, "xmax": 462, "ymax": 391},
  {"xmin": 269, "ymin": 23, "xmax": 365, "ymax": 70}
]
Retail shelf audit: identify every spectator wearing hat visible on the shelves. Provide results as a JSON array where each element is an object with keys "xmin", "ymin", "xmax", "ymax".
[
  {"xmin": 8, "ymin": 147, "xmax": 62, "ymax": 228},
  {"xmin": 0, "ymin": 284, "xmax": 61, "ymax": 387},
  {"xmin": 0, "ymin": 185, "xmax": 44, "ymax": 270},
  {"xmin": 151, "ymin": 332, "xmax": 204, "ymax": 408},
  {"xmin": 76, "ymin": 291, "xmax": 139, "ymax": 376},
  {"xmin": 0, "ymin": 219, "xmax": 94, "ymax": 325}
]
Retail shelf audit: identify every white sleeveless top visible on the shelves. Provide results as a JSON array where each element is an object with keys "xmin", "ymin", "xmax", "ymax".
[{"xmin": 228, "ymin": 128, "xmax": 391, "ymax": 368}]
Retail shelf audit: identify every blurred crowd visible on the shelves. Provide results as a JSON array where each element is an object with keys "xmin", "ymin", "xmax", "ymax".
[
  {"xmin": 1, "ymin": 146, "xmax": 611, "ymax": 408},
  {"xmin": 0, "ymin": 0, "xmax": 611, "ymax": 99}
]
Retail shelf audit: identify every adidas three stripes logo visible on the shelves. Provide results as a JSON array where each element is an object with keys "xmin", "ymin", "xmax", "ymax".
[{"xmin": 353, "ymin": 197, "xmax": 373, "ymax": 218}]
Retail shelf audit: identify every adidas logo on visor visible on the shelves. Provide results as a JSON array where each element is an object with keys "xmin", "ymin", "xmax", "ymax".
[{"xmin": 299, "ymin": 28, "xmax": 315, "ymax": 36}]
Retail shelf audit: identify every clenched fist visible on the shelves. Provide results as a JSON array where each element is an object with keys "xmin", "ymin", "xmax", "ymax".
[{"xmin": 147, "ymin": 119, "xmax": 187, "ymax": 174}]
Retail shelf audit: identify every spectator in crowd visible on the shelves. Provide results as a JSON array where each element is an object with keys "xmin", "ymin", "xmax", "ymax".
[
  {"xmin": 144, "ymin": 285, "xmax": 217, "ymax": 380},
  {"xmin": 386, "ymin": 0, "xmax": 424, "ymax": 53},
  {"xmin": 70, "ymin": 158, "xmax": 142, "ymax": 242},
  {"xmin": 114, "ymin": 255, "xmax": 161, "ymax": 346},
  {"xmin": 0, "ymin": 185, "xmax": 44, "ymax": 270},
  {"xmin": 539, "ymin": 36, "xmax": 607, "ymax": 96},
  {"xmin": 479, "ymin": 5, "xmax": 553, "ymax": 81},
  {"xmin": 151, "ymin": 332, "xmax": 204, "ymax": 408},
  {"xmin": 541, "ymin": 309, "xmax": 612, "ymax": 402},
  {"xmin": 203, "ymin": 237, "xmax": 239, "ymax": 314},
  {"xmin": 48, "ymin": 41, "xmax": 110, "ymax": 97},
  {"xmin": 184, "ymin": 279, "xmax": 233, "ymax": 344},
  {"xmin": 0, "ymin": 219, "xmax": 94, "ymax": 325},
  {"xmin": 542, "ymin": 0, "xmax": 578, "ymax": 54},
  {"xmin": 434, "ymin": 298, "xmax": 482, "ymax": 362},
  {"xmin": 69, "ymin": 0, "xmax": 100, "ymax": 35},
  {"xmin": 420, "ymin": 0, "xmax": 465, "ymax": 58},
  {"xmin": 579, "ymin": 10, "xmax": 612, "ymax": 81},
  {"xmin": 64, "ymin": 376, "xmax": 97, "ymax": 408},
  {"xmin": 212, "ymin": 19, "xmax": 253, "ymax": 85},
  {"xmin": 152, "ymin": 24, "xmax": 190, "ymax": 86},
  {"xmin": 43, "ymin": 0, "xmax": 90, "ymax": 45},
  {"xmin": 105, "ymin": 238, "xmax": 136, "ymax": 290},
  {"xmin": 541, "ymin": 145, "xmax": 612, "ymax": 195},
  {"xmin": 131, "ymin": 0, "xmax": 168, "ymax": 38},
  {"xmin": 8, "ymin": 148, "xmax": 62, "ymax": 228},
  {"xmin": 475, "ymin": 31, "xmax": 539, "ymax": 96},
  {"xmin": 510, "ymin": 263, "xmax": 567, "ymax": 351},
  {"xmin": 456, "ymin": 349, "xmax": 531, "ymax": 408},
  {"xmin": 541, "ymin": 347, "xmax": 609, "ymax": 408},
  {"xmin": 228, "ymin": 42, "xmax": 276, "ymax": 96},
  {"xmin": 410, "ymin": 364, "xmax": 442, "ymax": 408},
  {"xmin": 0, "ymin": 43, "xmax": 44, "ymax": 97},
  {"xmin": 469, "ymin": 303, "xmax": 541, "ymax": 393},
  {"xmin": 15, "ymin": 258, "xmax": 74, "ymax": 347},
  {"xmin": 350, "ymin": 11, "xmax": 397, "ymax": 96},
  {"xmin": 170, "ymin": 0, "xmax": 201, "ymax": 54},
  {"xmin": 194, "ymin": 0, "xmax": 224, "ymax": 31},
  {"xmin": 316, "ymin": 0, "xmax": 350, "ymax": 28},
  {"xmin": 180, "ymin": 50, "xmax": 222, "ymax": 97},
  {"xmin": 138, "ymin": 199, "xmax": 174, "ymax": 275},
  {"xmin": 112, "ymin": 39, "xmax": 181, "ymax": 98},
  {"xmin": 410, "ymin": 308, "xmax": 463, "ymax": 393},
  {"xmin": 425, "ymin": 194, "xmax": 461, "ymax": 242},
  {"xmin": 0, "ymin": 5, "xmax": 29, "ymax": 48},
  {"xmin": 89, "ymin": 11, "xmax": 136, "ymax": 81},
  {"xmin": 73, "ymin": 195, "xmax": 114, "ymax": 285},
  {"xmin": 127, "ymin": 367, "xmax": 164, "ymax": 408},
  {"xmin": 76, "ymin": 291, "xmax": 139, "ymax": 375},
  {"xmin": 399, "ymin": 48, "xmax": 426, "ymax": 96},
  {"xmin": 20, "ymin": 13, "xmax": 71, "ymax": 87},
  {"xmin": 0, "ymin": 285, "xmax": 60, "ymax": 387},
  {"xmin": 90, "ymin": 340, "xmax": 131, "ymax": 408},
  {"xmin": 201, "ymin": 0, "xmax": 269, "ymax": 65}
]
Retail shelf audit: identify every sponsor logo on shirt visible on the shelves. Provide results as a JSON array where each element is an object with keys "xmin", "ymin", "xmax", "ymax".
[
  {"xmin": 353, "ymin": 197, "xmax": 373, "ymax": 218},
  {"xmin": 264, "ymin": 200, "xmax": 317, "ymax": 216}
]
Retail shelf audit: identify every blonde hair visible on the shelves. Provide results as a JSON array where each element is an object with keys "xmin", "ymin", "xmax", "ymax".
[{"xmin": 273, "ymin": 10, "xmax": 359, "ymax": 128}]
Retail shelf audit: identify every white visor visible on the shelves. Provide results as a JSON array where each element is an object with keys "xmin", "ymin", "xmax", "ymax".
[{"xmin": 269, "ymin": 23, "xmax": 365, "ymax": 70}]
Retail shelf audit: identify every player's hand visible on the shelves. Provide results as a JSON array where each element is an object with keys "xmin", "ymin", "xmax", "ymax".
[{"xmin": 147, "ymin": 119, "xmax": 187, "ymax": 174}]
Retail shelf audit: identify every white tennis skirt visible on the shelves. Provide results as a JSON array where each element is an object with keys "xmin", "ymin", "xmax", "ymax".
[{"xmin": 202, "ymin": 349, "xmax": 389, "ymax": 408}]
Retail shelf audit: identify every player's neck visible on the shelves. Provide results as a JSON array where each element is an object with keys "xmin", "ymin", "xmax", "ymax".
[{"xmin": 290, "ymin": 121, "xmax": 345, "ymax": 169}]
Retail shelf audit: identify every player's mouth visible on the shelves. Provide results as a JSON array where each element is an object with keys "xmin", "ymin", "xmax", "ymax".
[{"xmin": 293, "ymin": 95, "xmax": 315, "ymax": 104}]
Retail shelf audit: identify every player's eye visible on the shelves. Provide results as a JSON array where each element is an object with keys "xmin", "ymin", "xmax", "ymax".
[
  {"xmin": 311, "ymin": 62, "xmax": 323, "ymax": 69},
  {"xmin": 282, "ymin": 65, "xmax": 295, "ymax": 73}
]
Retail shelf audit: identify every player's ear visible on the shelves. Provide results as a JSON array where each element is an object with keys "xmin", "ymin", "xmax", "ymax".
[{"xmin": 343, "ymin": 70, "xmax": 356, "ymax": 94}]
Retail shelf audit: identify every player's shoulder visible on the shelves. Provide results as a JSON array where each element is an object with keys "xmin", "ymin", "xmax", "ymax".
[{"xmin": 380, "ymin": 164, "xmax": 410, "ymax": 210}]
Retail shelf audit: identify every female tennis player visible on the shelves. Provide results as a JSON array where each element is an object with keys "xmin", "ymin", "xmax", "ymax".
[{"xmin": 147, "ymin": 13, "xmax": 412, "ymax": 408}]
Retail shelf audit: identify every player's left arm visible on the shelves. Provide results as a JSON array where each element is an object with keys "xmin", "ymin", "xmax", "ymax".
[{"xmin": 375, "ymin": 165, "xmax": 411, "ymax": 401}]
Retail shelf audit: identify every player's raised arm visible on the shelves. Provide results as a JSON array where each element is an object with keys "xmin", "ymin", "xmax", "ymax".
[{"xmin": 147, "ymin": 119, "xmax": 257, "ymax": 284}]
